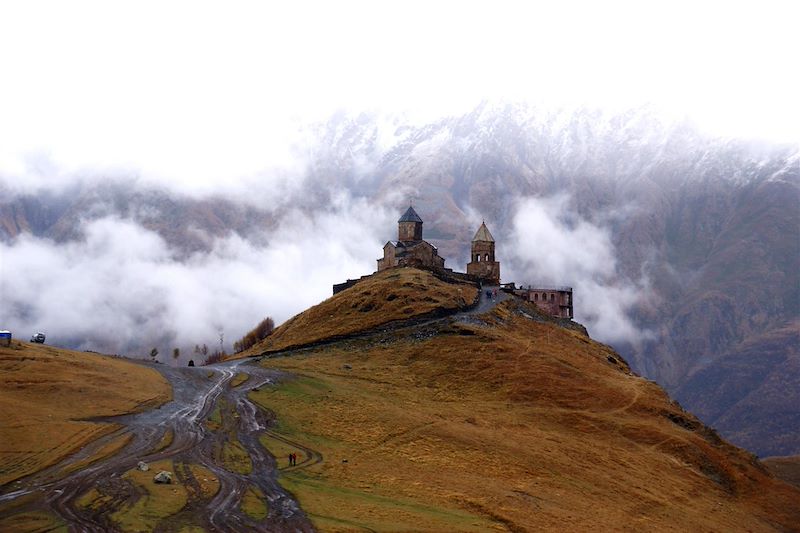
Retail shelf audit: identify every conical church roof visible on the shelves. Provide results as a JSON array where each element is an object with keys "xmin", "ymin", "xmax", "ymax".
[
  {"xmin": 398, "ymin": 206, "xmax": 423, "ymax": 223},
  {"xmin": 472, "ymin": 221, "xmax": 494, "ymax": 242}
]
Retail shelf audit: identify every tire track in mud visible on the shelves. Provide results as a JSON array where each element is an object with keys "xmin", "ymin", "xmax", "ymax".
[
  {"xmin": 0, "ymin": 360, "xmax": 315, "ymax": 532},
  {"xmin": 1, "ymin": 287, "xmax": 510, "ymax": 529}
]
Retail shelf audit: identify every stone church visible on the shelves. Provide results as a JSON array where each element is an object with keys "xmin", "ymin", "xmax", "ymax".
[
  {"xmin": 341, "ymin": 206, "xmax": 574, "ymax": 320},
  {"xmin": 377, "ymin": 206, "xmax": 446, "ymax": 272}
]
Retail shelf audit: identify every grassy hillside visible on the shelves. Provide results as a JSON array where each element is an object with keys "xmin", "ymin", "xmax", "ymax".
[
  {"xmin": 249, "ymin": 274, "xmax": 800, "ymax": 531},
  {"xmin": 244, "ymin": 267, "xmax": 477, "ymax": 355},
  {"xmin": 0, "ymin": 341, "xmax": 171, "ymax": 485},
  {"xmin": 763, "ymin": 456, "xmax": 800, "ymax": 489}
]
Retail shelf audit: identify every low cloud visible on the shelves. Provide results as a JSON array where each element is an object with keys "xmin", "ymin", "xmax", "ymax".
[
  {"xmin": 504, "ymin": 194, "xmax": 651, "ymax": 345},
  {"xmin": 0, "ymin": 192, "xmax": 393, "ymax": 362}
]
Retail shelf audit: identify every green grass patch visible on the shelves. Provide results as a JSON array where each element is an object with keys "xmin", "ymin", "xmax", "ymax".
[
  {"xmin": 153, "ymin": 427, "xmax": 174, "ymax": 454},
  {"xmin": 222, "ymin": 440, "xmax": 252, "ymax": 475},
  {"xmin": 249, "ymin": 375, "xmax": 492, "ymax": 532},
  {"xmin": 187, "ymin": 463, "xmax": 220, "ymax": 499},
  {"xmin": 280, "ymin": 470, "xmax": 490, "ymax": 532},
  {"xmin": 205, "ymin": 402, "xmax": 223, "ymax": 431},
  {"xmin": 0, "ymin": 510, "xmax": 67, "ymax": 533},
  {"xmin": 241, "ymin": 485, "xmax": 268, "ymax": 520},
  {"xmin": 230, "ymin": 372, "xmax": 250, "ymax": 388},
  {"xmin": 77, "ymin": 487, "xmax": 112, "ymax": 511},
  {"xmin": 259, "ymin": 434, "xmax": 305, "ymax": 467},
  {"xmin": 111, "ymin": 459, "xmax": 188, "ymax": 531}
]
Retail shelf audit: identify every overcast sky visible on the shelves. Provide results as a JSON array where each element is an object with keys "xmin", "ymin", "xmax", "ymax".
[{"xmin": 1, "ymin": 0, "xmax": 798, "ymax": 192}]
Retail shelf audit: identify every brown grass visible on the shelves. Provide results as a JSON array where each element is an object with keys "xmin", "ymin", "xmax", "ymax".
[
  {"xmin": 240, "ymin": 268, "xmax": 477, "ymax": 355},
  {"xmin": 252, "ymin": 298, "xmax": 800, "ymax": 532},
  {"xmin": 763, "ymin": 455, "xmax": 800, "ymax": 489},
  {"xmin": 0, "ymin": 508, "xmax": 65, "ymax": 532},
  {"xmin": 0, "ymin": 341, "xmax": 171, "ymax": 485},
  {"xmin": 57, "ymin": 432, "xmax": 133, "ymax": 477}
]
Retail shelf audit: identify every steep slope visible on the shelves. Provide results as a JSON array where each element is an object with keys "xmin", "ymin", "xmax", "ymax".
[
  {"xmin": 763, "ymin": 456, "xmax": 800, "ymax": 489},
  {"xmin": 0, "ymin": 341, "xmax": 171, "ymax": 485},
  {"xmin": 248, "ymin": 269, "xmax": 800, "ymax": 531},
  {"xmin": 247, "ymin": 268, "xmax": 477, "ymax": 354},
  {"xmin": 0, "ymin": 181, "xmax": 276, "ymax": 254}
]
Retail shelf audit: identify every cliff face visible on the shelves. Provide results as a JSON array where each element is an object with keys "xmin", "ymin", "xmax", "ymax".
[{"xmin": 1, "ymin": 103, "xmax": 798, "ymax": 456}]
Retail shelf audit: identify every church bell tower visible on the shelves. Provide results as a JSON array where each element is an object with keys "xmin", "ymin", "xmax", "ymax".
[
  {"xmin": 398, "ymin": 206, "xmax": 423, "ymax": 242},
  {"xmin": 466, "ymin": 221, "xmax": 500, "ymax": 284}
]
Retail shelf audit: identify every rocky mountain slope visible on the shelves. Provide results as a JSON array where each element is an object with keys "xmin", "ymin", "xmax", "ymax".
[{"xmin": 1, "ymin": 102, "xmax": 797, "ymax": 457}]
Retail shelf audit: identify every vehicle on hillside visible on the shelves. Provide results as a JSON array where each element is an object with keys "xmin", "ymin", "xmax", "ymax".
[{"xmin": 30, "ymin": 332, "xmax": 46, "ymax": 344}]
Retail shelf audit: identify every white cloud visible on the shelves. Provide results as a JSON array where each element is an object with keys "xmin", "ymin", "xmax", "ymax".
[
  {"xmin": 0, "ymin": 192, "xmax": 393, "ymax": 361},
  {"xmin": 505, "ymin": 195, "xmax": 651, "ymax": 344}
]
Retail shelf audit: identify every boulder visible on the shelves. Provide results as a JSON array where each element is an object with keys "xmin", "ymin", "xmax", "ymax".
[
  {"xmin": 153, "ymin": 470, "xmax": 173, "ymax": 484},
  {"xmin": 137, "ymin": 461, "xmax": 149, "ymax": 471}
]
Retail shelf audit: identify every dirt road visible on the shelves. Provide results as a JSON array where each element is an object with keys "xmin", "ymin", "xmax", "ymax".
[{"xmin": 0, "ymin": 358, "xmax": 315, "ymax": 532}]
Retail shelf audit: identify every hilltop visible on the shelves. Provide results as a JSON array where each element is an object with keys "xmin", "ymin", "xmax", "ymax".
[
  {"xmin": 247, "ymin": 267, "xmax": 800, "ymax": 531},
  {"xmin": 244, "ymin": 268, "xmax": 478, "ymax": 355}
]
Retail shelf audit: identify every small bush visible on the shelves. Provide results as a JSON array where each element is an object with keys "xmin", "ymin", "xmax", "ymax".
[{"xmin": 234, "ymin": 317, "xmax": 275, "ymax": 353}]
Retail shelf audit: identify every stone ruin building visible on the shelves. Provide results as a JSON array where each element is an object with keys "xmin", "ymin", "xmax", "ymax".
[
  {"xmin": 513, "ymin": 286, "xmax": 574, "ymax": 319},
  {"xmin": 336, "ymin": 206, "xmax": 574, "ymax": 320}
]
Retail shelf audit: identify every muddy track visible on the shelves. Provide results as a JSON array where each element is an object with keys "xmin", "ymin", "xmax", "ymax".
[{"xmin": 0, "ymin": 360, "xmax": 316, "ymax": 532}]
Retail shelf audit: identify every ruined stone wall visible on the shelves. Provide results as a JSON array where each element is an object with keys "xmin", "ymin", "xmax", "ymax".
[{"xmin": 524, "ymin": 289, "xmax": 573, "ymax": 319}]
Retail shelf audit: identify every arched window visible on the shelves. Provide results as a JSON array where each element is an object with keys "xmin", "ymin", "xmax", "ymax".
[
  {"xmin": 484, "ymin": 253, "xmax": 489, "ymax": 261},
  {"xmin": 475, "ymin": 254, "xmax": 480, "ymax": 262},
  {"xmin": 550, "ymin": 293, "xmax": 555, "ymax": 302},
  {"xmin": 541, "ymin": 293, "xmax": 546, "ymax": 301},
  {"xmin": 534, "ymin": 293, "xmax": 539, "ymax": 301}
]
